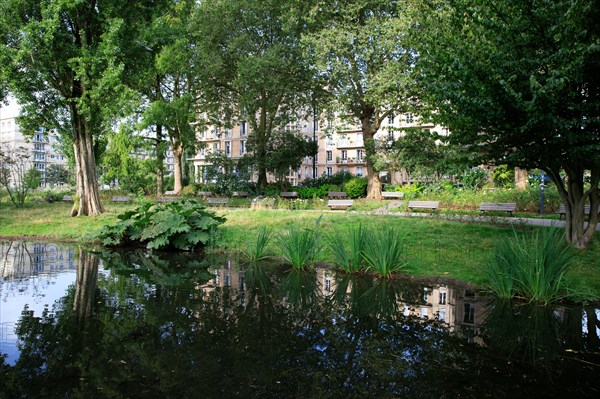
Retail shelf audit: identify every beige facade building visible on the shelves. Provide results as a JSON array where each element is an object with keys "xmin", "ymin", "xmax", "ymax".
[{"xmin": 189, "ymin": 111, "xmax": 448, "ymax": 186}]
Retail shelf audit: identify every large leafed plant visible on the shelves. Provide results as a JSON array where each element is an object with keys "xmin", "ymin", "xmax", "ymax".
[{"xmin": 96, "ymin": 199, "xmax": 226, "ymax": 251}]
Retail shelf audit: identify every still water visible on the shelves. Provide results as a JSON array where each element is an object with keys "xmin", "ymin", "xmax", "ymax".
[{"xmin": 1, "ymin": 240, "xmax": 599, "ymax": 398}]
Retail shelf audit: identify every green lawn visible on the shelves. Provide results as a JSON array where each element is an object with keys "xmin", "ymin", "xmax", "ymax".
[{"xmin": 1, "ymin": 200, "xmax": 599, "ymax": 302}]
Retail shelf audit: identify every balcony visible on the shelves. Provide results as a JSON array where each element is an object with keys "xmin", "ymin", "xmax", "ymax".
[{"xmin": 336, "ymin": 158, "xmax": 365, "ymax": 165}]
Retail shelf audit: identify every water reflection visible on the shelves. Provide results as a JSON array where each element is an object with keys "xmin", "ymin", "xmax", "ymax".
[{"xmin": 0, "ymin": 242, "xmax": 599, "ymax": 398}]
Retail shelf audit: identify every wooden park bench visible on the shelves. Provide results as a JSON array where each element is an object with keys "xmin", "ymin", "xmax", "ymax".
[
  {"xmin": 327, "ymin": 199, "xmax": 354, "ymax": 210},
  {"xmin": 328, "ymin": 191, "xmax": 348, "ymax": 199},
  {"xmin": 407, "ymin": 200, "xmax": 439, "ymax": 212},
  {"xmin": 279, "ymin": 191, "xmax": 298, "ymax": 200},
  {"xmin": 62, "ymin": 195, "xmax": 73, "ymax": 202},
  {"xmin": 381, "ymin": 191, "xmax": 404, "ymax": 200},
  {"xmin": 111, "ymin": 196, "xmax": 133, "ymax": 203},
  {"xmin": 232, "ymin": 191, "xmax": 249, "ymax": 198},
  {"xmin": 207, "ymin": 197, "xmax": 229, "ymax": 207},
  {"xmin": 479, "ymin": 202, "xmax": 517, "ymax": 215},
  {"xmin": 557, "ymin": 204, "xmax": 599, "ymax": 220},
  {"xmin": 164, "ymin": 190, "xmax": 177, "ymax": 196},
  {"xmin": 197, "ymin": 191, "xmax": 213, "ymax": 198}
]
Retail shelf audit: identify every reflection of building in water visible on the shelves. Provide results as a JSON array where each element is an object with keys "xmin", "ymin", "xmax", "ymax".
[
  {"xmin": 417, "ymin": 286, "xmax": 456, "ymax": 326},
  {"xmin": 202, "ymin": 260, "xmax": 491, "ymax": 335},
  {"xmin": 454, "ymin": 289, "xmax": 491, "ymax": 344},
  {"xmin": 0, "ymin": 241, "xmax": 76, "ymax": 280}
]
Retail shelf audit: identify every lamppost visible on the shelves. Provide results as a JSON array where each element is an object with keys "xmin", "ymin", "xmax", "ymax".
[
  {"xmin": 312, "ymin": 103, "xmax": 317, "ymax": 179},
  {"xmin": 540, "ymin": 170, "xmax": 546, "ymax": 215}
]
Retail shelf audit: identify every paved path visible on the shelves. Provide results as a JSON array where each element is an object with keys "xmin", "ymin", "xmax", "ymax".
[{"xmin": 358, "ymin": 209, "xmax": 600, "ymax": 230}]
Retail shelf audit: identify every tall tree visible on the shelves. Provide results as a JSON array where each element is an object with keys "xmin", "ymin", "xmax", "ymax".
[
  {"xmin": 302, "ymin": 0, "xmax": 420, "ymax": 198},
  {"xmin": 418, "ymin": 0, "xmax": 600, "ymax": 248},
  {"xmin": 0, "ymin": 0, "xmax": 157, "ymax": 216},
  {"xmin": 138, "ymin": 0, "xmax": 198, "ymax": 195},
  {"xmin": 192, "ymin": 0, "xmax": 317, "ymax": 190}
]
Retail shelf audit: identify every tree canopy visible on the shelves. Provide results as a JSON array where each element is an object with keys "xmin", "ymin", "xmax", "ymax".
[
  {"xmin": 302, "ymin": 0, "xmax": 420, "ymax": 198},
  {"xmin": 192, "ymin": 0, "xmax": 318, "ymax": 189},
  {"xmin": 0, "ymin": 0, "xmax": 162, "ymax": 215},
  {"xmin": 417, "ymin": 0, "xmax": 600, "ymax": 247}
]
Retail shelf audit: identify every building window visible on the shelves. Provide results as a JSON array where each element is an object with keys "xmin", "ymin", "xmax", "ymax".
[
  {"xmin": 388, "ymin": 113, "xmax": 394, "ymax": 125},
  {"xmin": 326, "ymin": 137, "xmax": 334, "ymax": 147},
  {"xmin": 463, "ymin": 303, "xmax": 475, "ymax": 324},
  {"xmin": 326, "ymin": 166, "xmax": 332, "ymax": 177},
  {"xmin": 225, "ymin": 141, "xmax": 231, "ymax": 156},
  {"xmin": 420, "ymin": 307, "xmax": 428, "ymax": 318},
  {"xmin": 357, "ymin": 150, "xmax": 364, "ymax": 162},
  {"xmin": 240, "ymin": 121, "xmax": 247, "ymax": 136},
  {"xmin": 341, "ymin": 166, "xmax": 348, "ymax": 173},
  {"xmin": 341, "ymin": 150, "xmax": 347, "ymax": 161},
  {"xmin": 438, "ymin": 309, "xmax": 446, "ymax": 322},
  {"xmin": 439, "ymin": 288, "xmax": 447, "ymax": 305},
  {"xmin": 240, "ymin": 140, "xmax": 246, "ymax": 155},
  {"xmin": 356, "ymin": 166, "xmax": 363, "ymax": 177},
  {"xmin": 225, "ymin": 129, "xmax": 232, "ymax": 138},
  {"xmin": 212, "ymin": 143, "xmax": 219, "ymax": 152},
  {"xmin": 406, "ymin": 113, "xmax": 414, "ymax": 124},
  {"xmin": 326, "ymin": 150, "xmax": 332, "ymax": 162}
]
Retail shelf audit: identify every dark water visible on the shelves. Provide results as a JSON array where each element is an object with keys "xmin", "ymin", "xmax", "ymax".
[{"xmin": 1, "ymin": 240, "xmax": 599, "ymax": 398}]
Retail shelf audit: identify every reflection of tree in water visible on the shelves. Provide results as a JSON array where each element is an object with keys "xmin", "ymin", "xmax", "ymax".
[{"xmin": 2, "ymin": 250, "xmax": 600, "ymax": 398}]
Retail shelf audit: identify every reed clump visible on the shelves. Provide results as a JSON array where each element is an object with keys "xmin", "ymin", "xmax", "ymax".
[{"xmin": 485, "ymin": 228, "xmax": 576, "ymax": 303}]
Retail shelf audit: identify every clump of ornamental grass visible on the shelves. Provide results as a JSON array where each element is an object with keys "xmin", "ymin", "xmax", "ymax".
[
  {"xmin": 244, "ymin": 226, "xmax": 273, "ymax": 263},
  {"xmin": 361, "ymin": 227, "xmax": 407, "ymax": 278},
  {"xmin": 485, "ymin": 228, "xmax": 576, "ymax": 303},
  {"xmin": 277, "ymin": 216, "xmax": 323, "ymax": 269},
  {"xmin": 328, "ymin": 224, "xmax": 367, "ymax": 272}
]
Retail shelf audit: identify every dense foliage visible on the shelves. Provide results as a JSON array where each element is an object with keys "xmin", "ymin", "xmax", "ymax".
[{"xmin": 96, "ymin": 199, "xmax": 225, "ymax": 251}]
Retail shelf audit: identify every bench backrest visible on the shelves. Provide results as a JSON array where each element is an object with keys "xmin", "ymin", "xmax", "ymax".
[
  {"xmin": 559, "ymin": 204, "xmax": 596, "ymax": 214},
  {"xmin": 328, "ymin": 191, "xmax": 347, "ymax": 198},
  {"xmin": 407, "ymin": 200, "xmax": 439, "ymax": 209},
  {"xmin": 208, "ymin": 198, "xmax": 228, "ymax": 204},
  {"xmin": 232, "ymin": 191, "xmax": 249, "ymax": 197},
  {"xmin": 197, "ymin": 191, "xmax": 213, "ymax": 197},
  {"xmin": 479, "ymin": 202, "xmax": 516, "ymax": 211},
  {"xmin": 279, "ymin": 191, "xmax": 298, "ymax": 198},
  {"xmin": 112, "ymin": 196, "xmax": 132, "ymax": 202},
  {"xmin": 381, "ymin": 191, "xmax": 404, "ymax": 198}
]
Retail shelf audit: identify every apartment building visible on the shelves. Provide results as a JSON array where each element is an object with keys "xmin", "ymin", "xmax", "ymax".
[
  {"xmin": 0, "ymin": 97, "xmax": 68, "ymax": 187},
  {"xmin": 190, "ymin": 111, "xmax": 448, "ymax": 186}
]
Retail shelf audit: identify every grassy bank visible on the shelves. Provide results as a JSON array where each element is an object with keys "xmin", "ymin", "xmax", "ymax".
[{"xmin": 1, "ymin": 201, "xmax": 599, "ymax": 302}]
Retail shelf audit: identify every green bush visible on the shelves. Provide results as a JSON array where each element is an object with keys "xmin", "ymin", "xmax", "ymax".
[
  {"xmin": 492, "ymin": 165, "xmax": 515, "ymax": 188},
  {"xmin": 95, "ymin": 199, "xmax": 226, "ymax": 251},
  {"xmin": 460, "ymin": 168, "xmax": 489, "ymax": 190},
  {"xmin": 180, "ymin": 184, "xmax": 198, "ymax": 197},
  {"xmin": 343, "ymin": 177, "xmax": 368, "ymax": 198}
]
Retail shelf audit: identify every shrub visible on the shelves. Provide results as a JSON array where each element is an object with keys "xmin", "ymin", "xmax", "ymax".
[
  {"xmin": 460, "ymin": 168, "xmax": 489, "ymax": 191},
  {"xmin": 343, "ymin": 177, "xmax": 368, "ymax": 198},
  {"xmin": 95, "ymin": 199, "xmax": 226, "ymax": 251},
  {"xmin": 492, "ymin": 165, "xmax": 515, "ymax": 188},
  {"xmin": 180, "ymin": 184, "xmax": 199, "ymax": 197}
]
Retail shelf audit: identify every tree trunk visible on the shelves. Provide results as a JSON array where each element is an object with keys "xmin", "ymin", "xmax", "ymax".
[
  {"xmin": 366, "ymin": 160, "xmax": 382, "ymax": 199},
  {"xmin": 361, "ymin": 113, "xmax": 382, "ymax": 200},
  {"xmin": 72, "ymin": 247, "xmax": 100, "ymax": 318},
  {"xmin": 70, "ymin": 108, "xmax": 103, "ymax": 217},
  {"xmin": 172, "ymin": 137, "xmax": 184, "ymax": 194},
  {"xmin": 514, "ymin": 167, "xmax": 528, "ymax": 190},
  {"xmin": 156, "ymin": 124, "xmax": 165, "ymax": 196},
  {"xmin": 548, "ymin": 167, "xmax": 599, "ymax": 249}
]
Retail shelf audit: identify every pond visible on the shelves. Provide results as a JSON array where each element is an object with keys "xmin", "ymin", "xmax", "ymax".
[{"xmin": 1, "ymin": 240, "xmax": 599, "ymax": 398}]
